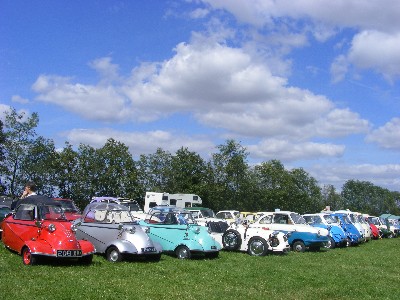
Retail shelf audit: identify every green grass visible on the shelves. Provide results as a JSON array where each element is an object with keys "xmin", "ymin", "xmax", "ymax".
[{"xmin": 1, "ymin": 238, "xmax": 399, "ymax": 300}]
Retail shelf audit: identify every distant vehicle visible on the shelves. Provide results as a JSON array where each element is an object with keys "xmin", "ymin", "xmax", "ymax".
[
  {"xmin": 53, "ymin": 198, "xmax": 82, "ymax": 221},
  {"xmin": 330, "ymin": 213, "xmax": 362, "ymax": 245},
  {"xmin": 186, "ymin": 207, "xmax": 229, "ymax": 233},
  {"xmin": 216, "ymin": 210, "xmax": 240, "ymax": 223},
  {"xmin": 302, "ymin": 213, "xmax": 348, "ymax": 248},
  {"xmin": 90, "ymin": 196, "xmax": 120, "ymax": 204},
  {"xmin": 143, "ymin": 192, "xmax": 202, "ymax": 213}
]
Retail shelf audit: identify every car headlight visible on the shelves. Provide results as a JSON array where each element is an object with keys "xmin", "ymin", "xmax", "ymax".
[
  {"xmin": 48, "ymin": 223, "xmax": 56, "ymax": 233},
  {"xmin": 192, "ymin": 226, "xmax": 201, "ymax": 234},
  {"xmin": 129, "ymin": 227, "xmax": 136, "ymax": 234},
  {"xmin": 71, "ymin": 224, "xmax": 78, "ymax": 232},
  {"xmin": 269, "ymin": 236, "xmax": 280, "ymax": 247}
]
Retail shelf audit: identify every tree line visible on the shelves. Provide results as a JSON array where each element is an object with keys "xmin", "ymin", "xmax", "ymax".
[{"xmin": 1, "ymin": 108, "xmax": 399, "ymax": 215}]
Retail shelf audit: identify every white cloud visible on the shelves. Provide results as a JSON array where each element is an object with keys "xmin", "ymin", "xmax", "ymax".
[
  {"xmin": 32, "ymin": 39, "xmax": 369, "ymax": 147},
  {"xmin": 64, "ymin": 128, "xmax": 215, "ymax": 157},
  {"xmin": 247, "ymin": 139, "xmax": 345, "ymax": 162},
  {"xmin": 11, "ymin": 95, "xmax": 30, "ymax": 104},
  {"xmin": 347, "ymin": 30, "xmax": 400, "ymax": 82},
  {"xmin": 366, "ymin": 118, "xmax": 400, "ymax": 150},
  {"xmin": 311, "ymin": 163, "xmax": 400, "ymax": 191}
]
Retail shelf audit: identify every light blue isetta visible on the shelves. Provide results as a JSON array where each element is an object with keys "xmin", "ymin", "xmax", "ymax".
[{"xmin": 139, "ymin": 207, "xmax": 221, "ymax": 259}]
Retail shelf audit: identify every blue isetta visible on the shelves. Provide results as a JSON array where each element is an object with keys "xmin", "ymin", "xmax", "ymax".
[
  {"xmin": 138, "ymin": 207, "xmax": 221, "ymax": 259},
  {"xmin": 302, "ymin": 213, "xmax": 348, "ymax": 248},
  {"xmin": 330, "ymin": 213, "xmax": 362, "ymax": 246}
]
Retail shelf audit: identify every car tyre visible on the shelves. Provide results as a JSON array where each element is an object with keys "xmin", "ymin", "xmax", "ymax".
[
  {"xmin": 325, "ymin": 237, "xmax": 336, "ymax": 249},
  {"xmin": 22, "ymin": 247, "xmax": 37, "ymax": 266},
  {"xmin": 344, "ymin": 237, "xmax": 351, "ymax": 247},
  {"xmin": 222, "ymin": 229, "xmax": 242, "ymax": 251},
  {"xmin": 292, "ymin": 241, "xmax": 306, "ymax": 253},
  {"xmin": 175, "ymin": 245, "xmax": 191, "ymax": 259},
  {"xmin": 106, "ymin": 246, "xmax": 123, "ymax": 262},
  {"xmin": 247, "ymin": 237, "xmax": 269, "ymax": 256}
]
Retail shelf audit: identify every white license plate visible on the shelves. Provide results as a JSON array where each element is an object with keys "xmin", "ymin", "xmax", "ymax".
[{"xmin": 57, "ymin": 250, "xmax": 82, "ymax": 257}]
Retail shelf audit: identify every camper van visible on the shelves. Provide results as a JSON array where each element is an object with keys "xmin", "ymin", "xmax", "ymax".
[{"xmin": 144, "ymin": 192, "xmax": 202, "ymax": 213}]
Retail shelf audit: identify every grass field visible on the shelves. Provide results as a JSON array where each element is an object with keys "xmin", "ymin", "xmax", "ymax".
[{"xmin": 0, "ymin": 238, "xmax": 399, "ymax": 300}]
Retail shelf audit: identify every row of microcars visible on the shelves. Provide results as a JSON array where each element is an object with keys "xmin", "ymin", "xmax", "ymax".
[{"xmin": 0, "ymin": 196, "xmax": 397, "ymax": 265}]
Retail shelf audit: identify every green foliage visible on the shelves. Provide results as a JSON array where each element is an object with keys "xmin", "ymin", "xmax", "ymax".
[
  {"xmin": 1, "ymin": 238, "xmax": 399, "ymax": 299},
  {"xmin": 1, "ymin": 108, "xmax": 39, "ymax": 196},
  {"xmin": 341, "ymin": 180, "xmax": 399, "ymax": 215}
]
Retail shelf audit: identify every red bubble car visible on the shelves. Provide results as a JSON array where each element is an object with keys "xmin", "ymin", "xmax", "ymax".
[{"xmin": 1, "ymin": 195, "xmax": 95, "ymax": 265}]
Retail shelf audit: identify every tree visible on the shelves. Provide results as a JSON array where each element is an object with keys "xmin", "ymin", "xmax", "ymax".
[
  {"xmin": 21, "ymin": 136, "xmax": 58, "ymax": 196},
  {"xmin": 1, "ymin": 108, "xmax": 39, "ymax": 196},
  {"xmin": 55, "ymin": 142, "xmax": 79, "ymax": 199},
  {"xmin": 321, "ymin": 184, "xmax": 343, "ymax": 211},
  {"xmin": 254, "ymin": 160, "xmax": 292, "ymax": 211},
  {"xmin": 0, "ymin": 120, "xmax": 6, "ymax": 194},
  {"xmin": 209, "ymin": 140, "xmax": 251, "ymax": 211},
  {"xmin": 289, "ymin": 167, "xmax": 322, "ymax": 214},
  {"xmin": 95, "ymin": 138, "xmax": 138, "ymax": 199},
  {"xmin": 136, "ymin": 148, "xmax": 172, "ymax": 193}
]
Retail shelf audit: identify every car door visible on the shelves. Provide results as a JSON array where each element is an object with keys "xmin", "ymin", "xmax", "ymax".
[{"xmin": 2, "ymin": 204, "xmax": 38, "ymax": 252}]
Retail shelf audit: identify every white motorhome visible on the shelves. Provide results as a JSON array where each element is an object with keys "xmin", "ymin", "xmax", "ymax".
[{"xmin": 143, "ymin": 192, "xmax": 202, "ymax": 213}]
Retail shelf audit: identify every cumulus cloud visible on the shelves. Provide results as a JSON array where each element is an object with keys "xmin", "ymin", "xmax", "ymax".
[
  {"xmin": 347, "ymin": 31, "xmax": 400, "ymax": 82},
  {"xmin": 366, "ymin": 118, "xmax": 400, "ymax": 150},
  {"xmin": 200, "ymin": 1, "xmax": 400, "ymax": 83},
  {"xmin": 64, "ymin": 128, "xmax": 215, "ymax": 157},
  {"xmin": 247, "ymin": 139, "xmax": 345, "ymax": 162},
  {"xmin": 310, "ymin": 163, "xmax": 400, "ymax": 191},
  {"xmin": 33, "ymin": 40, "xmax": 368, "ymax": 146}
]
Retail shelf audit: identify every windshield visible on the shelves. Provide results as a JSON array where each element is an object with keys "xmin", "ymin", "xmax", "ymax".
[
  {"xmin": 57, "ymin": 200, "xmax": 80, "ymax": 213},
  {"xmin": 39, "ymin": 205, "xmax": 67, "ymax": 221},
  {"xmin": 148, "ymin": 211, "xmax": 195, "ymax": 225},
  {"xmin": 85, "ymin": 209, "xmax": 136, "ymax": 224},
  {"xmin": 291, "ymin": 213, "xmax": 307, "ymax": 224},
  {"xmin": 323, "ymin": 215, "xmax": 337, "ymax": 224},
  {"xmin": 201, "ymin": 209, "xmax": 216, "ymax": 218}
]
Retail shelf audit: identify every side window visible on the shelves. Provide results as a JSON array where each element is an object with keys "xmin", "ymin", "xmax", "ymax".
[
  {"xmin": 185, "ymin": 202, "xmax": 191, "ymax": 208},
  {"xmin": 259, "ymin": 215, "xmax": 272, "ymax": 224},
  {"xmin": 274, "ymin": 214, "xmax": 288, "ymax": 224},
  {"xmin": 14, "ymin": 205, "xmax": 35, "ymax": 221}
]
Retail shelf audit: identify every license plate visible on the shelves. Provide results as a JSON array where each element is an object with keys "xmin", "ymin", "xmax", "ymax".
[
  {"xmin": 143, "ymin": 247, "xmax": 156, "ymax": 253},
  {"xmin": 57, "ymin": 250, "xmax": 82, "ymax": 257}
]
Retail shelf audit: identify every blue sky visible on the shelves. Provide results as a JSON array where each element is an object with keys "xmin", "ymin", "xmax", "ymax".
[{"xmin": 1, "ymin": 0, "xmax": 399, "ymax": 191}]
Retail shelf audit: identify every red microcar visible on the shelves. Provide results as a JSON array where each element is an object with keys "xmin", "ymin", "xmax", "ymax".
[{"xmin": 1, "ymin": 195, "xmax": 95, "ymax": 265}]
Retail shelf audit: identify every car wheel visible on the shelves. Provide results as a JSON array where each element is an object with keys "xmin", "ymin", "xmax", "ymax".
[
  {"xmin": 106, "ymin": 246, "xmax": 123, "ymax": 262},
  {"xmin": 22, "ymin": 247, "xmax": 37, "ymax": 266},
  {"xmin": 344, "ymin": 237, "xmax": 351, "ymax": 247},
  {"xmin": 292, "ymin": 241, "xmax": 306, "ymax": 253},
  {"xmin": 247, "ymin": 237, "xmax": 269, "ymax": 256},
  {"xmin": 175, "ymin": 245, "xmax": 191, "ymax": 259},
  {"xmin": 222, "ymin": 229, "xmax": 242, "ymax": 251},
  {"xmin": 325, "ymin": 237, "xmax": 336, "ymax": 249},
  {"xmin": 79, "ymin": 254, "xmax": 93, "ymax": 265}
]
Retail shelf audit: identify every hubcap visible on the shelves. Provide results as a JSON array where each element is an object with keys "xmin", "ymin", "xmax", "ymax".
[
  {"xmin": 178, "ymin": 248, "xmax": 188, "ymax": 258},
  {"xmin": 224, "ymin": 233, "xmax": 237, "ymax": 247},
  {"xmin": 249, "ymin": 240, "xmax": 265, "ymax": 255},
  {"xmin": 109, "ymin": 250, "xmax": 119, "ymax": 261}
]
